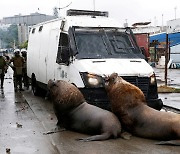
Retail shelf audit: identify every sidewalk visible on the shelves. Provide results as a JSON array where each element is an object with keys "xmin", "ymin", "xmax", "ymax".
[{"xmin": 0, "ymin": 69, "xmax": 58, "ymax": 154}]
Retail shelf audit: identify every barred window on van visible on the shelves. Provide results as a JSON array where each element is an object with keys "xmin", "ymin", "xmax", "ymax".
[
  {"xmin": 39, "ymin": 26, "xmax": 43, "ymax": 32},
  {"xmin": 32, "ymin": 28, "xmax": 36, "ymax": 34},
  {"xmin": 56, "ymin": 33, "xmax": 70, "ymax": 65}
]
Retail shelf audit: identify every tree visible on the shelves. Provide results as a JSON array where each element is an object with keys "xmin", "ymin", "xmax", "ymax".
[
  {"xmin": 19, "ymin": 40, "xmax": 28, "ymax": 49},
  {"xmin": 0, "ymin": 24, "xmax": 18, "ymax": 48}
]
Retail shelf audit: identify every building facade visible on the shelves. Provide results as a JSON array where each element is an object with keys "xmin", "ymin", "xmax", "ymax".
[
  {"xmin": 2, "ymin": 12, "xmax": 56, "ymax": 26},
  {"xmin": 1, "ymin": 12, "xmax": 56, "ymax": 45}
]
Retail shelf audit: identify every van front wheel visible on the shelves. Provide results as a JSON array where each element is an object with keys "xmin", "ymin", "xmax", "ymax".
[{"xmin": 31, "ymin": 75, "xmax": 40, "ymax": 96}]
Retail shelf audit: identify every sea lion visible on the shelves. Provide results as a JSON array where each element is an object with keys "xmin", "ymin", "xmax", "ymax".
[
  {"xmin": 47, "ymin": 79, "xmax": 122, "ymax": 141},
  {"xmin": 105, "ymin": 73, "xmax": 180, "ymax": 145}
]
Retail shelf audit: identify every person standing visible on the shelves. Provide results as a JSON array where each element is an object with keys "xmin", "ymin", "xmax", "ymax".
[
  {"xmin": 9, "ymin": 50, "xmax": 25, "ymax": 92},
  {"xmin": 0, "ymin": 53, "xmax": 7, "ymax": 88},
  {"xmin": 21, "ymin": 50, "xmax": 29, "ymax": 89}
]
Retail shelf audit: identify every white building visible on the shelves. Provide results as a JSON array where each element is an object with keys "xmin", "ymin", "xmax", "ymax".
[{"xmin": 167, "ymin": 18, "xmax": 180, "ymax": 33}]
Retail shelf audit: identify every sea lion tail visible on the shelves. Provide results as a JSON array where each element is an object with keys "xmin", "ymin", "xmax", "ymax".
[{"xmin": 155, "ymin": 140, "xmax": 180, "ymax": 146}]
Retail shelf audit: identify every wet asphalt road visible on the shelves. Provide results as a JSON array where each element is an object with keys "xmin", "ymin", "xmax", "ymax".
[
  {"xmin": 154, "ymin": 67, "xmax": 180, "ymax": 110},
  {"xmin": 0, "ymin": 68, "xmax": 180, "ymax": 154},
  {"xmin": 154, "ymin": 67, "xmax": 180, "ymax": 89}
]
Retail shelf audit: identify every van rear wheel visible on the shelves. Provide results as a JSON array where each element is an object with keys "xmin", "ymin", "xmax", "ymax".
[{"xmin": 31, "ymin": 75, "xmax": 40, "ymax": 96}]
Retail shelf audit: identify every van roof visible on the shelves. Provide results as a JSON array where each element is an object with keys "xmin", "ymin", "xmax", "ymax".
[
  {"xmin": 30, "ymin": 14, "xmax": 122, "ymax": 31},
  {"xmin": 67, "ymin": 9, "xmax": 109, "ymax": 17},
  {"xmin": 65, "ymin": 16, "xmax": 122, "ymax": 28}
]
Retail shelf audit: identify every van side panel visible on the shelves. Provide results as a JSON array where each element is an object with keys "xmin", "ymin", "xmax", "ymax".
[
  {"xmin": 46, "ymin": 27, "xmax": 61, "ymax": 82},
  {"xmin": 27, "ymin": 20, "xmax": 62, "ymax": 84},
  {"xmin": 27, "ymin": 28, "xmax": 40, "ymax": 79},
  {"xmin": 37, "ymin": 24, "xmax": 50, "ymax": 83}
]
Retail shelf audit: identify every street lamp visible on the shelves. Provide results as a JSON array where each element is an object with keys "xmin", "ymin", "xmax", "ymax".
[
  {"xmin": 93, "ymin": 0, "xmax": 96, "ymax": 11},
  {"xmin": 174, "ymin": 6, "xmax": 177, "ymax": 19},
  {"xmin": 58, "ymin": 1, "xmax": 72, "ymax": 15}
]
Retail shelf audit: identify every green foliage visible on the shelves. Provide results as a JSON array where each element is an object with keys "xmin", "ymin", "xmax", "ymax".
[
  {"xmin": 19, "ymin": 40, "xmax": 28, "ymax": 49},
  {"xmin": 0, "ymin": 24, "xmax": 18, "ymax": 48}
]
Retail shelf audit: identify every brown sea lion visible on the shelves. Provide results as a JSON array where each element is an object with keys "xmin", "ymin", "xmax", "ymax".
[
  {"xmin": 47, "ymin": 79, "xmax": 122, "ymax": 141},
  {"xmin": 105, "ymin": 73, "xmax": 180, "ymax": 145}
]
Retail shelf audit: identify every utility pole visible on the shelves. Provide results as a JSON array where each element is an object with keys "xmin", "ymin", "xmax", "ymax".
[
  {"xmin": 165, "ymin": 33, "xmax": 169, "ymax": 86},
  {"xmin": 161, "ymin": 14, "xmax": 164, "ymax": 32}
]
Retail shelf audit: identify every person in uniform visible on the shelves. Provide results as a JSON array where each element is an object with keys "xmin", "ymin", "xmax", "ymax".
[
  {"xmin": 9, "ymin": 50, "xmax": 25, "ymax": 92},
  {"xmin": 21, "ymin": 51, "xmax": 29, "ymax": 89},
  {"xmin": 0, "ymin": 53, "xmax": 7, "ymax": 88}
]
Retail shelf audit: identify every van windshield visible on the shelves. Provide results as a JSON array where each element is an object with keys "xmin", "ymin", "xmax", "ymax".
[{"xmin": 73, "ymin": 27, "xmax": 144, "ymax": 59}]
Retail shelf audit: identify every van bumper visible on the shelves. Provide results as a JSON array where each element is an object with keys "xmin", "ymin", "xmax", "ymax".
[
  {"xmin": 80, "ymin": 88, "xmax": 163, "ymax": 111},
  {"xmin": 79, "ymin": 88, "xmax": 111, "ymax": 110}
]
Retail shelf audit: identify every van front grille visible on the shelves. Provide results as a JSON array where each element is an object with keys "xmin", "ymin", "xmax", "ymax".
[
  {"xmin": 80, "ymin": 76, "xmax": 150, "ymax": 110},
  {"xmin": 122, "ymin": 76, "xmax": 150, "ymax": 98}
]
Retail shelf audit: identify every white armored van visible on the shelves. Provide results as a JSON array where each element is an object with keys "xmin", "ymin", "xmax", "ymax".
[{"xmin": 27, "ymin": 9, "xmax": 163, "ymax": 110}]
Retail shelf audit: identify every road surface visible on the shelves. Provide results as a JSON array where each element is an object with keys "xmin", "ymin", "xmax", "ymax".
[{"xmin": 0, "ymin": 68, "xmax": 180, "ymax": 154}]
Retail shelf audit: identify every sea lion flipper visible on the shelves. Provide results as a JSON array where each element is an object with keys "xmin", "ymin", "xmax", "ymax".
[
  {"xmin": 43, "ymin": 126, "xmax": 66, "ymax": 135},
  {"xmin": 155, "ymin": 140, "xmax": 180, "ymax": 146},
  {"xmin": 76, "ymin": 133, "xmax": 111, "ymax": 142},
  {"xmin": 120, "ymin": 131, "xmax": 132, "ymax": 140}
]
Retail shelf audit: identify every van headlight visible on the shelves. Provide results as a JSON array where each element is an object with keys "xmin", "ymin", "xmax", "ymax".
[
  {"xmin": 80, "ymin": 72, "xmax": 104, "ymax": 88},
  {"xmin": 150, "ymin": 73, "xmax": 156, "ymax": 85}
]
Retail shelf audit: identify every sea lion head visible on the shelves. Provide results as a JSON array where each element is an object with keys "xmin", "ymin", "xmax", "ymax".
[
  {"xmin": 47, "ymin": 79, "xmax": 57, "ymax": 89},
  {"xmin": 47, "ymin": 79, "xmax": 86, "ymax": 113},
  {"xmin": 46, "ymin": 79, "xmax": 58, "ymax": 99},
  {"xmin": 105, "ymin": 73, "xmax": 123, "ymax": 91}
]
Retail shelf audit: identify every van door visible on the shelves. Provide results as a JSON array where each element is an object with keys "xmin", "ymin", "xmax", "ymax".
[
  {"xmin": 37, "ymin": 28, "xmax": 48, "ymax": 84},
  {"xmin": 46, "ymin": 29, "xmax": 60, "ymax": 82},
  {"xmin": 52, "ymin": 32, "xmax": 70, "ymax": 81}
]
